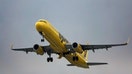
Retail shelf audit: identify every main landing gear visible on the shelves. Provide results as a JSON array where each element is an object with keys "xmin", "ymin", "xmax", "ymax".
[
  {"xmin": 41, "ymin": 39, "xmax": 44, "ymax": 42},
  {"xmin": 73, "ymin": 56, "xmax": 78, "ymax": 61},
  {"xmin": 72, "ymin": 52, "xmax": 79, "ymax": 61},
  {"xmin": 47, "ymin": 49, "xmax": 53, "ymax": 62},
  {"xmin": 47, "ymin": 57, "xmax": 53, "ymax": 62}
]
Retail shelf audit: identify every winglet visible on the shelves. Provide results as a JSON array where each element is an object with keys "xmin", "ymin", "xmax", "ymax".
[
  {"xmin": 125, "ymin": 38, "xmax": 130, "ymax": 45},
  {"xmin": 10, "ymin": 44, "xmax": 14, "ymax": 50}
]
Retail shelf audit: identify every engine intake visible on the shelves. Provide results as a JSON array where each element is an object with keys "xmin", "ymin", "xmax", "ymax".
[
  {"xmin": 72, "ymin": 42, "xmax": 78, "ymax": 48},
  {"xmin": 33, "ymin": 44, "xmax": 44, "ymax": 55},
  {"xmin": 34, "ymin": 44, "xmax": 39, "ymax": 50},
  {"xmin": 72, "ymin": 42, "xmax": 83, "ymax": 53}
]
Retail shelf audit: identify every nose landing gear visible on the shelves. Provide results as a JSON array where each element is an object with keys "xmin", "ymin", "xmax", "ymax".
[
  {"xmin": 39, "ymin": 32, "xmax": 45, "ymax": 42},
  {"xmin": 47, "ymin": 49, "xmax": 53, "ymax": 62}
]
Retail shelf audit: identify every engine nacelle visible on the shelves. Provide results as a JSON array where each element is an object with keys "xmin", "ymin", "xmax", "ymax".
[
  {"xmin": 33, "ymin": 44, "xmax": 44, "ymax": 55},
  {"xmin": 72, "ymin": 42, "xmax": 83, "ymax": 53}
]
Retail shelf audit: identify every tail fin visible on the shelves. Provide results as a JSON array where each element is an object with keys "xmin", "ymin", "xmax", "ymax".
[
  {"xmin": 81, "ymin": 50, "xmax": 88, "ymax": 61},
  {"xmin": 83, "ymin": 42, "xmax": 89, "ymax": 61}
]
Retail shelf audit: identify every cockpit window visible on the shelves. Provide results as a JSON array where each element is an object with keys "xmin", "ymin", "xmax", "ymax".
[{"xmin": 39, "ymin": 19, "xmax": 47, "ymax": 23}]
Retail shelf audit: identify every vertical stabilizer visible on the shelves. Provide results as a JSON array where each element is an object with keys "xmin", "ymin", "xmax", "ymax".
[
  {"xmin": 84, "ymin": 50, "xmax": 88, "ymax": 61},
  {"xmin": 81, "ymin": 50, "xmax": 88, "ymax": 62}
]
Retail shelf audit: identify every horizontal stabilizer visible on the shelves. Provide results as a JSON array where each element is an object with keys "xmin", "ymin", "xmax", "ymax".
[
  {"xmin": 67, "ymin": 64, "xmax": 75, "ymax": 66},
  {"xmin": 67, "ymin": 62, "xmax": 108, "ymax": 67},
  {"xmin": 87, "ymin": 62, "xmax": 108, "ymax": 66}
]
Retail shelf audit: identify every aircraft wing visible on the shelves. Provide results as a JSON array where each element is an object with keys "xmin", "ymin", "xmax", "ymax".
[
  {"xmin": 81, "ymin": 42, "xmax": 128, "ymax": 51},
  {"xmin": 11, "ymin": 45, "xmax": 56, "ymax": 54},
  {"xmin": 66, "ymin": 39, "xmax": 129, "ymax": 52},
  {"xmin": 12, "ymin": 47, "xmax": 34, "ymax": 53}
]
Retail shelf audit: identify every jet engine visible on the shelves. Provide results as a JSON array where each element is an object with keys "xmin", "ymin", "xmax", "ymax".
[
  {"xmin": 33, "ymin": 44, "xmax": 45, "ymax": 55},
  {"xmin": 72, "ymin": 42, "xmax": 83, "ymax": 53}
]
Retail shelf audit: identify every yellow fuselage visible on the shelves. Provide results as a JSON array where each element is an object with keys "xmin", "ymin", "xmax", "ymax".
[{"xmin": 35, "ymin": 20, "xmax": 88, "ymax": 68}]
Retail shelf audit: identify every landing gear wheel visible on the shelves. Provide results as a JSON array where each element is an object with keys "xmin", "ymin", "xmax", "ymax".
[
  {"xmin": 47, "ymin": 58, "xmax": 49, "ymax": 62},
  {"xmin": 73, "ymin": 56, "xmax": 76, "ymax": 61},
  {"xmin": 50, "ymin": 57, "xmax": 53, "ymax": 62},
  {"xmin": 76, "ymin": 56, "xmax": 78, "ymax": 61},
  {"xmin": 73, "ymin": 56, "xmax": 78, "ymax": 61},
  {"xmin": 47, "ymin": 57, "xmax": 53, "ymax": 62},
  {"xmin": 41, "ymin": 39, "xmax": 44, "ymax": 42}
]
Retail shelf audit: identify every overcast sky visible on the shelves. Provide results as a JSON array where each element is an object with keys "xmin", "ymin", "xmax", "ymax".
[{"xmin": 0, "ymin": 0, "xmax": 132, "ymax": 74}]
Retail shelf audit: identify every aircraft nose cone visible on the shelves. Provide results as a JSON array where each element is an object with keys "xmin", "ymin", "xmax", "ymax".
[
  {"xmin": 35, "ymin": 22, "xmax": 44, "ymax": 32},
  {"xmin": 35, "ymin": 19, "xmax": 48, "ymax": 32}
]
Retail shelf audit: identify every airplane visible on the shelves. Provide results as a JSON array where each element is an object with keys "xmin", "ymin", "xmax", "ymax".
[{"xmin": 11, "ymin": 19, "xmax": 128, "ymax": 68}]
